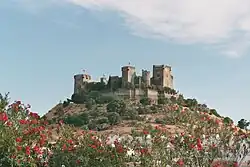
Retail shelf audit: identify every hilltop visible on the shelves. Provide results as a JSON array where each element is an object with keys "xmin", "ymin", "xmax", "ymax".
[
  {"xmin": 44, "ymin": 64, "xmax": 239, "ymax": 135},
  {"xmin": 44, "ymin": 90, "xmax": 237, "ymax": 136}
]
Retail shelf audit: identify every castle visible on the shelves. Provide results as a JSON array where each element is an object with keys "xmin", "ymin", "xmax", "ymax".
[{"xmin": 73, "ymin": 64, "xmax": 175, "ymax": 102}]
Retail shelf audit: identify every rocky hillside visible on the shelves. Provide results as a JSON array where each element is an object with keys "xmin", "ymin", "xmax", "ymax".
[{"xmin": 44, "ymin": 92, "xmax": 240, "ymax": 136}]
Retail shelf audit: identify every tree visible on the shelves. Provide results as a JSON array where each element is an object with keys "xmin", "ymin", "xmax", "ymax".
[
  {"xmin": 0, "ymin": 92, "xmax": 9, "ymax": 110},
  {"xmin": 237, "ymin": 119, "xmax": 250, "ymax": 130}
]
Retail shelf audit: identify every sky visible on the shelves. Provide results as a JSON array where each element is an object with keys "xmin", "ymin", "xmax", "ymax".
[{"xmin": 0, "ymin": 0, "xmax": 250, "ymax": 122}]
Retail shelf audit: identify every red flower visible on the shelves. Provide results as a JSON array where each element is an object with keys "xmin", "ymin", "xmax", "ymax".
[
  {"xmin": 143, "ymin": 130, "xmax": 149, "ymax": 135},
  {"xmin": 19, "ymin": 119, "xmax": 28, "ymax": 124},
  {"xmin": 196, "ymin": 138, "xmax": 203, "ymax": 151},
  {"xmin": 6, "ymin": 121, "xmax": 12, "ymax": 126},
  {"xmin": 16, "ymin": 137, "xmax": 22, "ymax": 143},
  {"xmin": 25, "ymin": 146, "xmax": 30, "ymax": 155},
  {"xmin": 33, "ymin": 145, "xmax": 42, "ymax": 154},
  {"xmin": 177, "ymin": 159, "xmax": 184, "ymax": 166},
  {"xmin": 62, "ymin": 144, "xmax": 67, "ymax": 151},
  {"xmin": 0, "ymin": 112, "xmax": 8, "ymax": 122},
  {"xmin": 67, "ymin": 139, "xmax": 73, "ymax": 145},
  {"xmin": 16, "ymin": 146, "xmax": 22, "ymax": 151}
]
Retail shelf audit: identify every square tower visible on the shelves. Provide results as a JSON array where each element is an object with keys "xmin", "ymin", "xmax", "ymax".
[
  {"xmin": 152, "ymin": 65, "xmax": 173, "ymax": 89},
  {"xmin": 142, "ymin": 69, "xmax": 151, "ymax": 87},
  {"xmin": 121, "ymin": 65, "xmax": 136, "ymax": 88},
  {"xmin": 74, "ymin": 74, "xmax": 91, "ymax": 95}
]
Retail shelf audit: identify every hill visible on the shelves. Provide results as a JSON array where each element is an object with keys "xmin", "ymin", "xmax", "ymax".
[{"xmin": 44, "ymin": 90, "xmax": 237, "ymax": 136}]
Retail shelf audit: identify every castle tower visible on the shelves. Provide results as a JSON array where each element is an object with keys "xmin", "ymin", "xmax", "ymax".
[
  {"xmin": 74, "ymin": 73, "xmax": 92, "ymax": 95},
  {"xmin": 142, "ymin": 69, "xmax": 150, "ymax": 87},
  {"xmin": 121, "ymin": 65, "xmax": 136, "ymax": 88},
  {"xmin": 152, "ymin": 65, "xmax": 174, "ymax": 89}
]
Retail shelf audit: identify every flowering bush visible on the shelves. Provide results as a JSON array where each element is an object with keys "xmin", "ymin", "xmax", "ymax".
[{"xmin": 1, "ymin": 95, "xmax": 250, "ymax": 167}]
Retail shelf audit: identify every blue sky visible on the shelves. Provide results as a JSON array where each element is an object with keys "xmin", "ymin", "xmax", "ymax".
[{"xmin": 1, "ymin": 0, "xmax": 250, "ymax": 122}]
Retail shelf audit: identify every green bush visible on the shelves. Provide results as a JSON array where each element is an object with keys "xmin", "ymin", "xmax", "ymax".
[
  {"xmin": 223, "ymin": 117, "xmax": 233, "ymax": 125},
  {"xmin": 71, "ymin": 93, "xmax": 87, "ymax": 104},
  {"xmin": 210, "ymin": 109, "xmax": 221, "ymax": 117},
  {"xmin": 85, "ymin": 98, "xmax": 96, "ymax": 110},
  {"xmin": 140, "ymin": 97, "xmax": 151, "ymax": 105},
  {"xmin": 158, "ymin": 98, "xmax": 167, "ymax": 104},
  {"xmin": 63, "ymin": 115, "xmax": 85, "ymax": 127},
  {"xmin": 107, "ymin": 112, "xmax": 121, "ymax": 125},
  {"xmin": 96, "ymin": 117, "xmax": 109, "ymax": 124},
  {"xmin": 107, "ymin": 100, "xmax": 126, "ymax": 115},
  {"xmin": 79, "ymin": 112, "xmax": 90, "ymax": 124},
  {"xmin": 123, "ymin": 109, "xmax": 139, "ymax": 120},
  {"xmin": 96, "ymin": 95, "xmax": 115, "ymax": 104}
]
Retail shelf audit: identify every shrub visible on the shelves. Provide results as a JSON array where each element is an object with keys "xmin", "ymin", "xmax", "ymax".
[
  {"xmin": 140, "ymin": 97, "xmax": 151, "ymax": 105},
  {"xmin": 63, "ymin": 115, "xmax": 85, "ymax": 127},
  {"xmin": 71, "ymin": 93, "xmax": 87, "ymax": 104},
  {"xmin": 123, "ymin": 109, "xmax": 139, "ymax": 120},
  {"xmin": 107, "ymin": 112, "xmax": 121, "ymax": 125},
  {"xmin": 79, "ymin": 112, "xmax": 90, "ymax": 124},
  {"xmin": 96, "ymin": 95, "xmax": 115, "ymax": 104},
  {"xmin": 106, "ymin": 100, "xmax": 126, "ymax": 116},
  {"xmin": 210, "ymin": 109, "xmax": 221, "ymax": 117},
  {"xmin": 158, "ymin": 98, "xmax": 167, "ymax": 104},
  {"xmin": 85, "ymin": 98, "xmax": 96, "ymax": 110},
  {"xmin": 223, "ymin": 117, "xmax": 233, "ymax": 125},
  {"xmin": 96, "ymin": 117, "xmax": 109, "ymax": 124},
  {"xmin": 62, "ymin": 100, "xmax": 70, "ymax": 108}
]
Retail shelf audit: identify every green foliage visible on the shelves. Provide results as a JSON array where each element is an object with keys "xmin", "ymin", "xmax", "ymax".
[
  {"xmin": 85, "ymin": 98, "xmax": 96, "ymax": 110},
  {"xmin": 63, "ymin": 115, "xmax": 85, "ymax": 127},
  {"xmin": 96, "ymin": 117, "xmax": 109, "ymax": 124},
  {"xmin": 163, "ymin": 87, "xmax": 176, "ymax": 94},
  {"xmin": 107, "ymin": 112, "xmax": 121, "ymax": 125},
  {"xmin": 106, "ymin": 100, "xmax": 126, "ymax": 115},
  {"xmin": 223, "ymin": 117, "xmax": 233, "ymax": 125},
  {"xmin": 237, "ymin": 119, "xmax": 250, "ymax": 130},
  {"xmin": 71, "ymin": 93, "xmax": 87, "ymax": 104},
  {"xmin": 0, "ymin": 92, "xmax": 9, "ymax": 110},
  {"xmin": 79, "ymin": 112, "xmax": 90, "ymax": 124},
  {"xmin": 140, "ymin": 97, "xmax": 151, "ymax": 106},
  {"xmin": 96, "ymin": 95, "xmax": 115, "ymax": 104},
  {"xmin": 158, "ymin": 98, "xmax": 169, "ymax": 104},
  {"xmin": 209, "ymin": 109, "xmax": 221, "ymax": 117},
  {"xmin": 155, "ymin": 118, "xmax": 167, "ymax": 124},
  {"xmin": 123, "ymin": 109, "xmax": 139, "ymax": 120},
  {"xmin": 185, "ymin": 98, "xmax": 198, "ymax": 108},
  {"xmin": 88, "ymin": 91, "xmax": 102, "ymax": 101}
]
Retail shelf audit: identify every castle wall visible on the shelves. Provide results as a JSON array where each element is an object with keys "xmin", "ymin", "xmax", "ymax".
[{"xmin": 147, "ymin": 89, "xmax": 158, "ymax": 101}]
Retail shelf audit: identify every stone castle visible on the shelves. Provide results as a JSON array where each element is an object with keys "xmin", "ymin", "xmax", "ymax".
[{"xmin": 74, "ymin": 64, "xmax": 175, "ymax": 102}]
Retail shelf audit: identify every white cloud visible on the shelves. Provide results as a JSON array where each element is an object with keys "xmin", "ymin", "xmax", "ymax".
[
  {"xmin": 12, "ymin": 0, "xmax": 250, "ymax": 57},
  {"xmin": 65, "ymin": 0, "xmax": 250, "ymax": 57}
]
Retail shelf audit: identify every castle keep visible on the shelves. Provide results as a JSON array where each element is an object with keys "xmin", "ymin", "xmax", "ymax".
[{"xmin": 73, "ymin": 64, "xmax": 175, "ymax": 101}]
